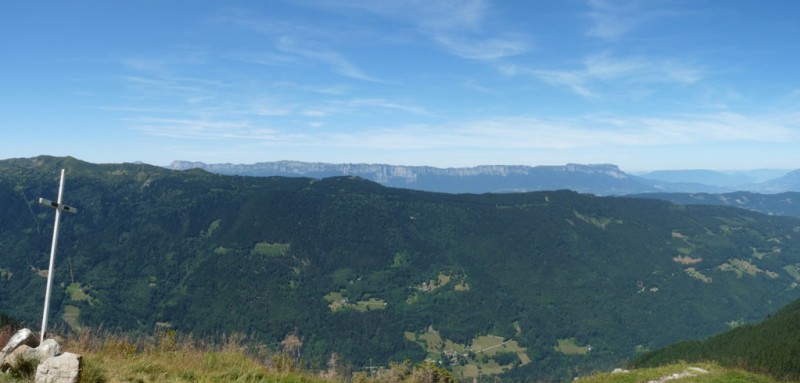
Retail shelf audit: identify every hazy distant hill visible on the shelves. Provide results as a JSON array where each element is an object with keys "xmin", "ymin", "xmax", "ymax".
[
  {"xmin": 5, "ymin": 156, "xmax": 800, "ymax": 381},
  {"xmin": 168, "ymin": 160, "xmax": 730, "ymax": 195},
  {"xmin": 638, "ymin": 169, "xmax": 790, "ymax": 186},
  {"xmin": 639, "ymin": 169, "xmax": 766, "ymax": 187},
  {"xmin": 631, "ymin": 191, "xmax": 800, "ymax": 218},
  {"xmin": 750, "ymin": 169, "xmax": 800, "ymax": 193}
]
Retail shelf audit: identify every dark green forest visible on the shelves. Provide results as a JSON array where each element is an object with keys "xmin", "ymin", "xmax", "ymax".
[
  {"xmin": 3, "ymin": 156, "xmax": 800, "ymax": 381},
  {"xmin": 630, "ymin": 298, "xmax": 800, "ymax": 380}
]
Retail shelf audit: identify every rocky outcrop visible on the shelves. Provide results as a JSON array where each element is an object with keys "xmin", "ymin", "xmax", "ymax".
[
  {"xmin": 0, "ymin": 328, "xmax": 38, "ymax": 364},
  {"xmin": 0, "ymin": 328, "xmax": 80, "ymax": 383},
  {"xmin": 3, "ymin": 344, "xmax": 38, "ymax": 371},
  {"xmin": 35, "ymin": 352, "xmax": 81, "ymax": 383},
  {"xmin": 0, "ymin": 328, "xmax": 38, "ymax": 372}
]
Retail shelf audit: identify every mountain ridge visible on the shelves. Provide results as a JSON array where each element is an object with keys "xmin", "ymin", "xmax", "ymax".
[{"xmin": 168, "ymin": 160, "xmax": 734, "ymax": 195}]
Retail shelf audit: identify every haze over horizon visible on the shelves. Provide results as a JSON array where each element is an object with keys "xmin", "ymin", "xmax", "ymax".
[{"xmin": 3, "ymin": 1, "xmax": 800, "ymax": 172}]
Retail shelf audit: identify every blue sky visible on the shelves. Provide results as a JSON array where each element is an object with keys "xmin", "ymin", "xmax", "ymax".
[{"xmin": 2, "ymin": 1, "xmax": 800, "ymax": 171}]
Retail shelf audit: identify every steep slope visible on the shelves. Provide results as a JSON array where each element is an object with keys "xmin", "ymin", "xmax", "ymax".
[
  {"xmin": 3, "ymin": 156, "xmax": 800, "ymax": 381},
  {"xmin": 630, "ymin": 299, "xmax": 800, "ymax": 380}
]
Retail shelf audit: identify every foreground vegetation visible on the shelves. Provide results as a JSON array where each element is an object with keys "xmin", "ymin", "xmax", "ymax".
[
  {"xmin": 576, "ymin": 362, "xmax": 796, "ymax": 383},
  {"xmin": 1, "ymin": 325, "xmax": 795, "ymax": 383},
  {"xmin": 0, "ymin": 326, "xmax": 455, "ymax": 383}
]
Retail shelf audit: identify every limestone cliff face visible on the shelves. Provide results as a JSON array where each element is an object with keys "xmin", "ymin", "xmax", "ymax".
[{"xmin": 168, "ymin": 160, "xmax": 683, "ymax": 195}]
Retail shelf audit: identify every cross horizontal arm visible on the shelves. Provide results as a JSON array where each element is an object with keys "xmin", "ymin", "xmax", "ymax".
[{"xmin": 38, "ymin": 198, "xmax": 78, "ymax": 214}]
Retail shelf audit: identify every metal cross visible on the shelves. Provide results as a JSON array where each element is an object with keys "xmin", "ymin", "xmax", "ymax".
[{"xmin": 38, "ymin": 169, "xmax": 77, "ymax": 342}]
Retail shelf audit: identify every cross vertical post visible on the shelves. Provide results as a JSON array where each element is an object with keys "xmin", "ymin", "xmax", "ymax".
[{"xmin": 38, "ymin": 169, "xmax": 78, "ymax": 343}]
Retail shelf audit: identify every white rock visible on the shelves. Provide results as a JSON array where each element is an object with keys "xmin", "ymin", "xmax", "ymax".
[
  {"xmin": 34, "ymin": 352, "xmax": 81, "ymax": 383},
  {"xmin": 36, "ymin": 339, "xmax": 62, "ymax": 362},
  {"xmin": 612, "ymin": 368, "xmax": 630, "ymax": 374},
  {"xmin": 0, "ymin": 328, "xmax": 38, "ymax": 366},
  {"xmin": 1, "ymin": 344, "xmax": 38, "ymax": 372}
]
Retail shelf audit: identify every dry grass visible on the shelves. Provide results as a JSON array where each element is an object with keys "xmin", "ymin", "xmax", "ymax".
[
  {"xmin": 4, "ymin": 327, "xmax": 456, "ymax": 383},
  {"xmin": 0, "ymin": 325, "xmax": 15, "ymax": 350},
  {"xmin": 50, "ymin": 328, "xmax": 334, "ymax": 383}
]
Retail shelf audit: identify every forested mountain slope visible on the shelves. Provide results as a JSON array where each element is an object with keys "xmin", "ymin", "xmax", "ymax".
[
  {"xmin": 630, "ymin": 298, "xmax": 800, "ymax": 380},
  {"xmin": 3, "ymin": 156, "xmax": 800, "ymax": 381}
]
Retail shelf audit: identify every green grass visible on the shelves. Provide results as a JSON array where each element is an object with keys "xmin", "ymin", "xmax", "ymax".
[
  {"xmin": 575, "ymin": 362, "xmax": 793, "ymax": 383},
  {"xmin": 202, "ymin": 219, "xmax": 222, "ymax": 238},
  {"xmin": 405, "ymin": 329, "xmax": 527, "ymax": 379},
  {"xmin": 555, "ymin": 338, "xmax": 591, "ymax": 355},
  {"xmin": 684, "ymin": 267, "xmax": 712, "ymax": 283},
  {"xmin": 573, "ymin": 210, "xmax": 620, "ymax": 229},
  {"xmin": 251, "ymin": 242, "xmax": 290, "ymax": 257},
  {"xmin": 417, "ymin": 329, "xmax": 444, "ymax": 352},
  {"xmin": 353, "ymin": 298, "xmax": 387, "ymax": 312},
  {"xmin": 324, "ymin": 291, "xmax": 386, "ymax": 312},
  {"xmin": 470, "ymin": 335, "xmax": 505, "ymax": 355},
  {"xmin": 63, "ymin": 305, "xmax": 82, "ymax": 330},
  {"xmin": 66, "ymin": 282, "xmax": 92, "ymax": 302},
  {"xmin": 784, "ymin": 263, "xmax": 800, "ymax": 281}
]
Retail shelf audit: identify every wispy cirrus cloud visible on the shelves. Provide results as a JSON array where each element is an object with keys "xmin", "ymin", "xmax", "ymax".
[
  {"xmin": 506, "ymin": 52, "xmax": 703, "ymax": 98},
  {"xmin": 299, "ymin": 98, "xmax": 430, "ymax": 118},
  {"xmin": 331, "ymin": 112, "xmax": 799, "ymax": 151},
  {"xmin": 224, "ymin": 51, "xmax": 298, "ymax": 67},
  {"xmin": 295, "ymin": 0, "xmax": 488, "ymax": 30},
  {"xmin": 585, "ymin": 0, "xmax": 677, "ymax": 40},
  {"xmin": 214, "ymin": 8, "xmax": 380, "ymax": 82},
  {"xmin": 276, "ymin": 37, "xmax": 379, "ymax": 82},
  {"xmin": 131, "ymin": 108, "xmax": 800, "ymax": 152},
  {"xmin": 120, "ymin": 74, "xmax": 225, "ymax": 104},
  {"xmin": 272, "ymin": 81, "xmax": 350, "ymax": 96},
  {"xmin": 130, "ymin": 117, "xmax": 261, "ymax": 140},
  {"xmin": 433, "ymin": 35, "xmax": 530, "ymax": 60},
  {"xmin": 405, "ymin": 0, "xmax": 533, "ymax": 61},
  {"xmin": 293, "ymin": 0, "xmax": 532, "ymax": 61}
]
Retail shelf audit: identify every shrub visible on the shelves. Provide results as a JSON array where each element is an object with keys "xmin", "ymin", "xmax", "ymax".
[{"xmin": 8, "ymin": 354, "xmax": 38, "ymax": 381}]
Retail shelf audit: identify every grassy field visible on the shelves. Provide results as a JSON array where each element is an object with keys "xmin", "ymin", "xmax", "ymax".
[
  {"xmin": 575, "ymin": 362, "xmax": 796, "ymax": 383},
  {"xmin": 66, "ymin": 282, "xmax": 93, "ymax": 303},
  {"xmin": 555, "ymin": 338, "xmax": 591, "ymax": 355},
  {"xmin": 324, "ymin": 291, "xmax": 386, "ymax": 312},
  {"xmin": 251, "ymin": 242, "xmax": 290, "ymax": 257},
  {"xmin": 62, "ymin": 305, "xmax": 82, "ymax": 330},
  {"xmin": 405, "ymin": 329, "xmax": 528, "ymax": 379}
]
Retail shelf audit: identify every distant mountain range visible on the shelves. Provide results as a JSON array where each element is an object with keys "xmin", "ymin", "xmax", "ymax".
[
  {"xmin": 168, "ymin": 160, "xmax": 799, "ymax": 195},
  {"xmin": 636, "ymin": 169, "xmax": 790, "ymax": 187}
]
